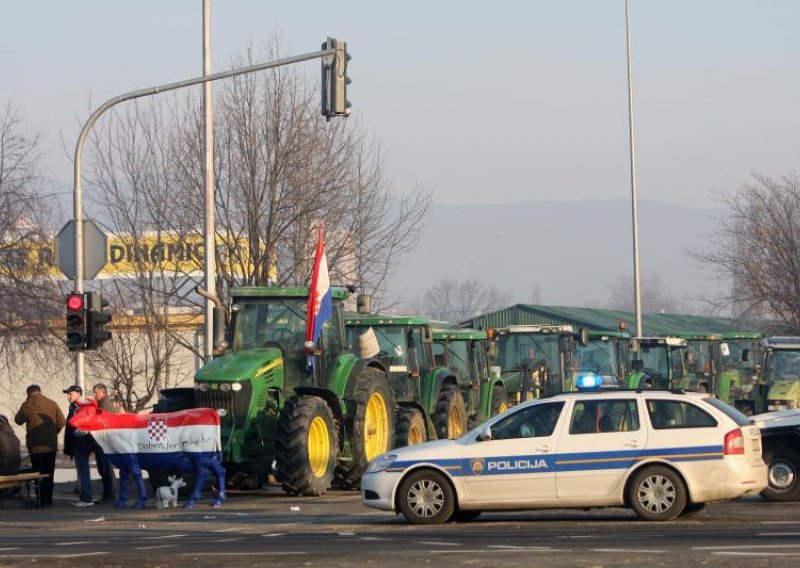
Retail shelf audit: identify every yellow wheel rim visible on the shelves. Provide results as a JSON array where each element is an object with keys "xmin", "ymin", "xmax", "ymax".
[
  {"xmin": 308, "ymin": 416, "xmax": 330, "ymax": 478},
  {"xmin": 407, "ymin": 421, "xmax": 424, "ymax": 446},
  {"xmin": 364, "ymin": 392, "xmax": 389, "ymax": 461},
  {"xmin": 448, "ymin": 404, "xmax": 465, "ymax": 438}
]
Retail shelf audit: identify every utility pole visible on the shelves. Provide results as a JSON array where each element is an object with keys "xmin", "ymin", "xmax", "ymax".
[
  {"xmin": 625, "ymin": 0, "xmax": 643, "ymax": 339},
  {"xmin": 202, "ymin": 0, "xmax": 215, "ymax": 362}
]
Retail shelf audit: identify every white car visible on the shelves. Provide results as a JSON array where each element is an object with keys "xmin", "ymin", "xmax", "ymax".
[{"xmin": 362, "ymin": 388, "xmax": 767, "ymax": 524}]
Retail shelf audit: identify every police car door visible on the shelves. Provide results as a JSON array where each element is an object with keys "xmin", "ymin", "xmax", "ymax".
[
  {"xmin": 460, "ymin": 401, "xmax": 565, "ymax": 504},
  {"xmin": 555, "ymin": 397, "xmax": 647, "ymax": 500}
]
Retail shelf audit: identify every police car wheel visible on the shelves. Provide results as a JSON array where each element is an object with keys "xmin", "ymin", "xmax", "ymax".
[
  {"xmin": 761, "ymin": 447, "xmax": 800, "ymax": 502},
  {"xmin": 629, "ymin": 466, "xmax": 687, "ymax": 521},
  {"xmin": 397, "ymin": 470, "xmax": 456, "ymax": 525}
]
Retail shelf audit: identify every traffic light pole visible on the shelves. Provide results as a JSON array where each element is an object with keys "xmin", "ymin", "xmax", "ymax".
[{"xmin": 72, "ymin": 43, "xmax": 338, "ymax": 389}]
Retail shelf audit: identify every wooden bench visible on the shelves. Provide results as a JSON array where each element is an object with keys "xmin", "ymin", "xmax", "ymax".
[{"xmin": 0, "ymin": 472, "xmax": 49, "ymax": 509}]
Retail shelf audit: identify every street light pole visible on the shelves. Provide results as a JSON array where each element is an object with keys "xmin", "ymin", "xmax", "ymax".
[
  {"xmin": 625, "ymin": 0, "xmax": 643, "ymax": 338},
  {"xmin": 202, "ymin": 0, "xmax": 215, "ymax": 363}
]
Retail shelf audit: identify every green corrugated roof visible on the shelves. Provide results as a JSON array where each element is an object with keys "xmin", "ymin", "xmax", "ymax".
[{"xmin": 463, "ymin": 304, "xmax": 760, "ymax": 336}]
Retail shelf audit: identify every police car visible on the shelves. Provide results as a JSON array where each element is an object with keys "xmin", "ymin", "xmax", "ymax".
[{"xmin": 362, "ymin": 379, "xmax": 767, "ymax": 524}]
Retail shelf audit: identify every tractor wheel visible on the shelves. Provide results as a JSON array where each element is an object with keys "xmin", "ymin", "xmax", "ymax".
[
  {"xmin": 628, "ymin": 465, "xmax": 687, "ymax": 521},
  {"xmin": 276, "ymin": 395, "xmax": 338, "ymax": 496},
  {"xmin": 490, "ymin": 385, "xmax": 510, "ymax": 417},
  {"xmin": 434, "ymin": 385, "xmax": 468, "ymax": 440},
  {"xmin": 761, "ymin": 446, "xmax": 800, "ymax": 502},
  {"xmin": 397, "ymin": 469, "xmax": 456, "ymax": 525},
  {"xmin": 336, "ymin": 368, "xmax": 395, "ymax": 487},
  {"xmin": 395, "ymin": 407, "xmax": 427, "ymax": 448}
]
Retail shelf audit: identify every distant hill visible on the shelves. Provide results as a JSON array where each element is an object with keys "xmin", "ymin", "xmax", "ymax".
[{"xmin": 388, "ymin": 198, "xmax": 726, "ymax": 312}]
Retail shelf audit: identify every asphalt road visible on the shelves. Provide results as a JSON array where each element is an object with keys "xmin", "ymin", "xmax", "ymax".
[{"xmin": 1, "ymin": 480, "xmax": 799, "ymax": 567}]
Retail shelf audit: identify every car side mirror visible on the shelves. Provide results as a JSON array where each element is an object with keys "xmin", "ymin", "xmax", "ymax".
[
  {"xmin": 477, "ymin": 424, "xmax": 492, "ymax": 442},
  {"xmin": 742, "ymin": 348, "xmax": 750, "ymax": 362}
]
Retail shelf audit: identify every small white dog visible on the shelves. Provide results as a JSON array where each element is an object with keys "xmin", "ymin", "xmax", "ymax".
[{"xmin": 156, "ymin": 475, "xmax": 187, "ymax": 509}]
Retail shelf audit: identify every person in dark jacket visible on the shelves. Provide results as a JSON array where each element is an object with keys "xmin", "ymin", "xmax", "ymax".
[
  {"xmin": 0, "ymin": 415, "xmax": 21, "ymax": 476},
  {"xmin": 15, "ymin": 385, "xmax": 65, "ymax": 506},
  {"xmin": 90, "ymin": 383, "xmax": 117, "ymax": 502},
  {"xmin": 63, "ymin": 385, "xmax": 94, "ymax": 507}
]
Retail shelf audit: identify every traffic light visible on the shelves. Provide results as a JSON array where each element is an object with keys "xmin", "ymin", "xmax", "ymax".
[
  {"xmin": 66, "ymin": 293, "xmax": 87, "ymax": 351},
  {"xmin": 86, "ymin": 292, "xmax": 112, "ymax": 349},
  {"xmin": 321, "ymin": 37, "xmax": 351, "ymax": 119}
]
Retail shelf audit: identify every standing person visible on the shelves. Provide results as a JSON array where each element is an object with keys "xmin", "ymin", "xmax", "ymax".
[
  {"xmin": 14, "ymin": 385, "xmax": 65, "ymax": 507},
  {"xmin": 91, "ymin": 383, "xmax": 117, "ymax": 502},
  {"xmin": 63, "ymin": 385, "xmax": 94, "ymax": 507},
  {"xmin": 0, "ymin": 415, "xmax": 21, "ymax": 476}
]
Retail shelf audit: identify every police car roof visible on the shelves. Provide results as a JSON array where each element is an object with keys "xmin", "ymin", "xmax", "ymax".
[{"xmin": 535, "ymin": 388, "xmax": 707, "ymax": 403}]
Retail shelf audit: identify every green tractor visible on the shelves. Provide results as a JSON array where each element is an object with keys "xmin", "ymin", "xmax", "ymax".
[
  {"xmin": 487, "ymin": 325, "xmax": 574, "ymax": 400},
  {"xmin": 344, "ymin": 314, "xmax": 471, "ymax": 447},
  {"xmin": 626, "ymin": 337, "xmax": 689, "ymax": 390},
  {"xmin": 678, "ymin": 332, "xmax": 764, "ymax": 413},
  {"xmin": 572, "ymin": 329, "xmax": 630, "ymax": 387},
  {"xmin": 161, "ymin": 286, "xmax": 395, "ymax": 496},
  {"xmin": 431, "ymin": 328, "xmax": 508, "ymax": 428},
  {"xmin": 762, "ymin": 337, "xmax": 800, "ymax": 413}
]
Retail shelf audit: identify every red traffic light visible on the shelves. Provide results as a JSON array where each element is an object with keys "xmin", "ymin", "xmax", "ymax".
[{"xmin": 67, "ymin": 294, "xmax": 84, "ymax": 311}]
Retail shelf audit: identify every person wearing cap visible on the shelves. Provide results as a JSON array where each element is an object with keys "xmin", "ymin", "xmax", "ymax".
[
  {"xmin": 15, "ymin": 385, "xmax": 65, "ymax": 507},
  {"xmin": 0, "ymin": 414, "xmax": 21, "ymax": 476},
  {"xmin": 63, "ymin": 385, "xmax": 94, "ymax": 507},
  {"xmin": 90, "ymin": 383, "xmax": 118, "ymax": 502}
]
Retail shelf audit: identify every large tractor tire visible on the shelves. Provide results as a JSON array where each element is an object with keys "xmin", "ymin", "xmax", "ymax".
[
  {"xmin": 761, "ymin": 446, "xmax": 800, "ymax": 502},
  {"xmin": 276, "ymin": 395, "xmax": 338, "ymax": 496},
  {"xmin": 395, "ymin": 407, "xmax": 427, "ymax": 448},
  {"xmin": 337, "ymin": 368, "xmax": 395, "ymax": 487},
  {"xmin": 434, "ymin": 385, "xmax": 468, "ymax": 440},
  {"xmin": 490, "ymin": 385, "xmax": 510, "ymax": 417}
]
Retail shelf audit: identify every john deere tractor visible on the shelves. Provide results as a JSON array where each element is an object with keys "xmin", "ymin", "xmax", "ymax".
[
  {"xmin": 678, "ymin": 332, "xmax": 763, "ymax": 413},
  {"xmin": 572, "ymin": 329, "xmax": 630, "ymax": 387},
  {"xmin": 761, "ymin": 337, "xmax": 800, "ymax": 413},
  {"xmin": 344, "ymin": 315, "xmax": 483, "ymax": 448},
  {"xmin": 432, "ymin": 328, "xmax": 508, "ymax": 428},
  {"xmin": 156, "ymin": 286, "xmax": 394, "ymax": 496},
  {"xmin": 487, "ymin": 325, "xmax": 573, "ymax": 400},
  {"xmin": 626, "ymin": 337, "xmax": 689, "ymax": 390}
]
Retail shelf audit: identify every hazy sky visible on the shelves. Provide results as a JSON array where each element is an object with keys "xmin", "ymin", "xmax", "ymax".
[{"xmin": 1, "ymin": 1, "xmax": 798, "ymax": 209}]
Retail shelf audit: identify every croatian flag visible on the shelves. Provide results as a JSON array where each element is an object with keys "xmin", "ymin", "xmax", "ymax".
[
  {"xmin": 69, "ymin": 406, "xmax": 222, "ymax": 472},
  {"xmin": 306, "ymin": 228, "xmax": 333, "ymax": 346}
]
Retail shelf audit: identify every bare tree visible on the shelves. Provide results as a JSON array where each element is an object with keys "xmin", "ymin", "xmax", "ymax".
[
  {"xmin": 693, "ymin": 171, "xmax": 800, "ymax": 332},
  {"xmin": 606, "ymin": 272, "xmax": 691, "ymax": 314},
  {"xmin": 0, "ymin": 101, "xmax": 65, "ymax": 356},
  {"xmin": 420, "ymin": 279, "xmax": 511, "ymax": 322}
]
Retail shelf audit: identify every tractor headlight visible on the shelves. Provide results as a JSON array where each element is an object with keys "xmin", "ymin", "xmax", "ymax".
[
  {"xmin": 231, "ymin": 382, "xmax": 243, "ymax": 392},
  {"xmin": 365, "ymin": 454, "xmax": 397, "ymax": 474}
]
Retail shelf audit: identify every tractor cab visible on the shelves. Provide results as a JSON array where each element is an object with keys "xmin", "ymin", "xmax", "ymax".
[
  {"xmin": 676, "ymin": 332, "xmax": 763, "ymax": 413},
  {"xmin": 488, "ymin": 325, "xmax": 574, "ymax": 400},
  {"xmin": 572, "ymin": 330, "xmax": 630, "ymax": 387},
  {"xmin": 762, "ymin": 337, "xmax": 800, "ymax": 412},
  {"xmin": 344, "ymin": 314, "xmax": 434, "ymax": 403},
  {"xmin": 626, "ymin": 337, "xmax": 689, "ymax": 390}
]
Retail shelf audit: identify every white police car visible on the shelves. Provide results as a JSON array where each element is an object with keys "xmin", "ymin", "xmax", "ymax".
[{"xmin": 362, "ymin": 382, "xmax": 767, "ymax": 524}]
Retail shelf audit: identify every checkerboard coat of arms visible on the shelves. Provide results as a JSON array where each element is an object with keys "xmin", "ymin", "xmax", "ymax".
[{"xmin": 147, "ymin": 417, "xmax": 169, "ymax": 442}]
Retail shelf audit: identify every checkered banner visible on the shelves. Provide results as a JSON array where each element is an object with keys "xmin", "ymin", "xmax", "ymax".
[{"xmin": 147, "ymin": 417, "xmax": 169, "ymax": 442}]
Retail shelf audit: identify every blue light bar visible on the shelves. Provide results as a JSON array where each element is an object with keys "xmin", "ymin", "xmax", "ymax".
[{"xmin": 575, "ymin": 373, "xmax": 603, "ymax": 391}]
